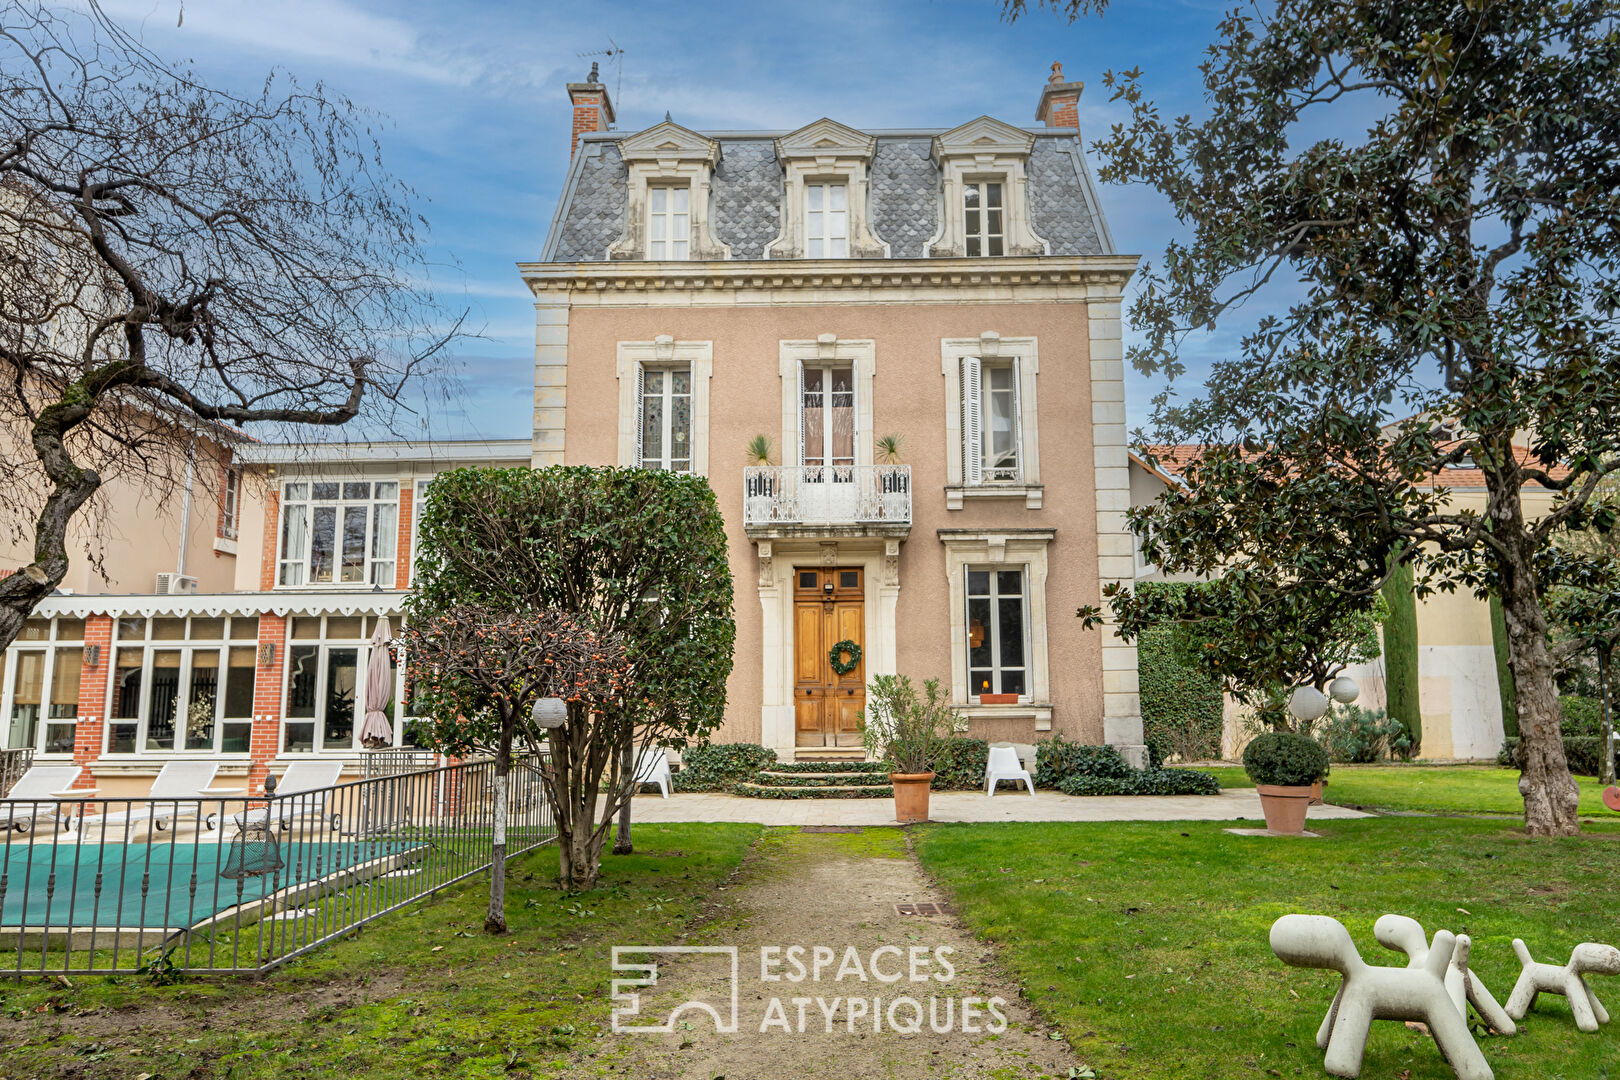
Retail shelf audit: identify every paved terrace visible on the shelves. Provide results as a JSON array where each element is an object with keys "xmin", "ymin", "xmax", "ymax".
[{"xmin": 616, "ymin": 789, "xmax": 1372, "ymax": 826}]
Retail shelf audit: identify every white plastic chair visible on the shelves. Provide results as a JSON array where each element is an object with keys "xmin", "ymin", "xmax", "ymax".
[
  {"xmin": 633, "ymin": 747, "xmax": 671, "ymax": 799},
  {"xmin": 0, "ymin": 765, "xmax": 83, "ymax": 832},
  {"xmin": 97, "ymin": 760, "xmax": 220, "ymax": 832},
  {"xmin": 232, "ymin": 760, "xmax": 346, "ymax": 833},
  {"xmin": 985, "ymin": 744, "xmax": 1035, "ymax": 797}
]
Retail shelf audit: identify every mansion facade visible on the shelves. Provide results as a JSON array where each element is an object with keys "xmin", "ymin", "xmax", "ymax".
[{"xmin": 0, "ymin": 65, "xmax": 1151, "ymax": 796}]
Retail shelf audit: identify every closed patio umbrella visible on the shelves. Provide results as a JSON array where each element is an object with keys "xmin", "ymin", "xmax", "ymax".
[{"xmin": 359, "ymin": 617, "xmax": 395, "ymax": 749}]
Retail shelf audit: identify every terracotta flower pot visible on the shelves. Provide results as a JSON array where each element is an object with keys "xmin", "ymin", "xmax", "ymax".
[
  {"xmin": 977, "ymin": 693, "xmax": 1018, "ymax": 705},
  {"xmin": 890, "ymin": 771, "xmax": 935, "ymax": 823},
  {"xmin": 1309, "ymin": 779, "xmax": 1325, "ymax": 806},
  {"xmin": 1255, "ymin": 784, "xmax": 1314, "ymax": 835}
]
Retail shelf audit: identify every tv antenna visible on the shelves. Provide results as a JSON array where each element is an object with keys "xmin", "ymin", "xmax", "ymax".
[{"xmin": 577, "ymin": 39, "xmax": 625, "ymax": 115}]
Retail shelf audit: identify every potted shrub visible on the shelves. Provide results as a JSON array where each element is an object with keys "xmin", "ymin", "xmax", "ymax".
[
  {"xmin": 860, "ymin": 674, "xmax": 965, "ymax": 822},
  {"xmin": 1242, "ymin": 731, "xmax": 1329, "ymax": 834},
  {"xmin": 875, "ymin": 434, "xmax": 909, "ymax": 520},
  {"xmin": 744, "ymin": 435, "xmax": 777, "ymax": 520}
]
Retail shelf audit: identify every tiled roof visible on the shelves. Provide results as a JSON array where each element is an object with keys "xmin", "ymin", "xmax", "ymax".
[{"xmin": 542, "ymin": 128, "xmax": 1112, "ymax": 262}]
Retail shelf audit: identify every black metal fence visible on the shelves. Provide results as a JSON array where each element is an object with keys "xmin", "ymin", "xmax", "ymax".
[{"xmin": 0, "ymin": 754, "xmax": 552, "ymax": 975}]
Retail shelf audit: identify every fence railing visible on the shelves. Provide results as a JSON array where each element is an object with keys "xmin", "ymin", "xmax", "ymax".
[
  {"xmin": 0, "ymin": 754, "xmax": 552, "ymax": 975},
  {"xmin": 0, "ymin": 748, "xmax": 33, "ymax": 797}
]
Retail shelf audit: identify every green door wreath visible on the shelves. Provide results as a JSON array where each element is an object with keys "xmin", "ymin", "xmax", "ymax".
[{"xmin": 828, "ymin": 639, "xmax": 862, "ymax": 676}]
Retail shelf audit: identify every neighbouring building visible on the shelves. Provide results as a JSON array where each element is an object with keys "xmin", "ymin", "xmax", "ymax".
[{"xmin": 0, "ymin": 64, "xmax": 1151, "ymax": 794}]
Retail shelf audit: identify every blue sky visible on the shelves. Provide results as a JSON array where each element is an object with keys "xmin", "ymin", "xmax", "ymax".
[{"xmin": 108, "ymin": 0, "xmax": 1233, "ymax": 441}]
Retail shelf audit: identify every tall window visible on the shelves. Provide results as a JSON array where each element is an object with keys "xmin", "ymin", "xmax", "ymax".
[
  {"xmin": 966, "ymin": 568, "xmax": 1027, "ymax": 700},
  {"xmin": 805, "ymin": 183, "xmax": 848, "ymax": 258},
  {"xmin": 106, "ymin": 616, "xmax": 258, "ymax": 754},
  {"xmin": 2, "ymin": 617, "xmax": 83, "ymax": 755},
  {"xmin": 647, "ymin": 185, "xmax": 690, "ymax": 260},
  {"xmin": 800, "ymin": 365, "xmax": 856, "ymax": 478},
  {"xmin": 220, "ymin": 467, "xmax": 241, "ymax": 539},
  {"xmin": 277, "ymin": 480, "xmax": 398, "ymax": 587},
  {"xmin": 963, "ymin": 181, "xmax": 1004, "ymax": 257},
  {"xmin": 283, "ymin": 615, "xmax": 395, "ymax": 753},
  {"xmin": 959, "ymin": 357, "xmax": 1021, "ymax": 484},
  {"xmin": 637, "ymin": 366, "xmax": 692, "ymax": 472}
]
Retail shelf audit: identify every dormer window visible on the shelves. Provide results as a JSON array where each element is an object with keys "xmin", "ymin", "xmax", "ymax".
[
  {"xmin": 963, "ymin": 181, "xmax": 1005, "ymax": 257},
  {"xmin": 767, "ymin": 119, "xmax": 887, "ymax": 259},
  {"xmin": 805, "ymin": 183, "xmax": 849, "ymax": 258},
  {"xmin": 647, "ymin": 185, "xmax": 691, "ymax": 260}
]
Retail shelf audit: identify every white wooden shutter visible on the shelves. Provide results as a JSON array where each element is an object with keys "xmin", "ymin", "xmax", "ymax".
[
  {"xmin": 797, "ymin": 362, "xmax": 809, "ymax": 467},
  {"xmin": 961, "ymin": 355, "xmax": 983, "ymax": 485},
  {"xmin": 1010, "ymin": 357, "xmax": 1024, "ymax": 482},
  {"xmin": 634, "ymin": 363, "xmax": 646, "ymax": 466}
]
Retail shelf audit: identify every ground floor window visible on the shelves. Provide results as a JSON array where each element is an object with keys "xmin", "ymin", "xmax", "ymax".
[
  {"xmin": 2, "ymin": 618, "xmax": 84, "ymax": 755},
  {"xmin": 966, "ymin": 567, "xmax": 1028, "ymax": 699},
  {"xmin": 282, "ymin": 615, "xmax": 396, "ymax": 753},
  {"xmin": 107, "ymin": 616, "xmax": 258, "ymax": 754}
]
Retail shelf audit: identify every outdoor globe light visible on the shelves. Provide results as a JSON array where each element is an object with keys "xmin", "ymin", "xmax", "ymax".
[
  {"xmin": 1289, "ymin": 685, "xmax": 1330, "ymax": 724},
  {"xmin": 531, "ymin": 697, "xmax": 567, "ymax": 729},
  {"xmin": 1329, "ymin": 675, "xmax": 1360, "ymax": 704}
]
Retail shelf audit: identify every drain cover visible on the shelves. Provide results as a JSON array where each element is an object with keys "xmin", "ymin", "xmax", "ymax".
[
  {"xmin": 801, "ymin": 826, "xmax": 863, "ymax": 834},
  {"xmin": 895, "ymin": 903, "xmax": 953, "ymax": 917}
]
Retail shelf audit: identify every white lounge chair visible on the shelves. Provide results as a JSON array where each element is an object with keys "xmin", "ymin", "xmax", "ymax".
[
  {"xmin": 232, "ymin": 760, "xmax": 346, "ymax": 834},
  {"xmin": 96, "ymin": 760, "xmax": 221, "ymax": 833},
  {"xmin": 985, "ymin": 744, "xmax": 1035, "ymax": 797},
  {"xmin": 1, "ymin": 765, "xmax": 83, "ymax": 832},
  {"xmin": 633, "ymin": 747, "xmax": 671, "ymax": 799}
]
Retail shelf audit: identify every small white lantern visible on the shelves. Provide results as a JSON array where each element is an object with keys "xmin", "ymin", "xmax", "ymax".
[
  {"xmin": 1288, "ymin": 685, "xmax": 1330, "ymax": 724},
  {"xmin": 1329, "ymin": 676, "xmax": 1360, "ymax": 704},
  {"xmin": 530, "ymin": 697, "xmax": 567, "ymax": 729}
]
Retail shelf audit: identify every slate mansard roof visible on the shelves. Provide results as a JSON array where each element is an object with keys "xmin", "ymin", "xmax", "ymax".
[{"xmin": 540, "ymin": 125, "xmax": 1115, "ymax": 262}]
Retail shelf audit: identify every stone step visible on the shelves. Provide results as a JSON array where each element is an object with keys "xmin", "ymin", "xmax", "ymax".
[
  {"xmin": 735, "ymin": 782, "xmax": 893, "ymax": 800},
  {"xmin": 792, "ymin": 748, "xmax": 868, "ymax": 762},
  {"xmin": 751, "ymin": 770, "xmax": 891, "ymax": 788},
  {"xmin": 768, "ymin": 760, "xmax": 888, "ymax": 775}
]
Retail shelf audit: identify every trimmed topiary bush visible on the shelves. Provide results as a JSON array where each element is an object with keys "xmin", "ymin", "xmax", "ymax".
[
  {"xmin": 672, "ymin": 742, "xmax": 777, "ymax": 791},
  {"xmin": 1058, "ymin": 767, "xmax": 1221, "ymax": 797},
  {"xmin": 1138, "ymin": 624, "xmax": 1225, "ymax": 762},
  {"xmin": 1243, "ymin": 730, "xmax": 1330, "ymax": 786},
  {"xmin": 1034, "ymin": 735, "xmax": 1132, "ymax": 787}
]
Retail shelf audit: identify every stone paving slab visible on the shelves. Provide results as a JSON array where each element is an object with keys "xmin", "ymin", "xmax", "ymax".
[{"xmin": 619, "ymin": 788, "xmax": 1372, "ymax": 826}]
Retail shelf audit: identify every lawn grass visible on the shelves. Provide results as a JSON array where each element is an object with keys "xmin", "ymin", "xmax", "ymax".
[
  {"xmin": 0, "ymin": 823, "xmax": 761, "ymax": 1080},
  {"xmin": 1198, "ymin": 762, "xmax": 1618, "ymax": 816},
  {"xmin": 915, "ymin": 817, "xmax": 1620, "ymax": 1080}
]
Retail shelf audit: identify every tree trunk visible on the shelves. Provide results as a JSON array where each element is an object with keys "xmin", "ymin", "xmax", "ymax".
[
  {"xmin": 612, "ymin": 729, "xmax": 634, "ymax": 855},
  {"xmin": 1496, "ymin": 524, "xmax": 1581, "ymax": 837},
  {"xmin": 484, "ymin": 717, "xmax": 514, "ymax": 934},
  {"xmin": 544, "ymin": 714, "xmax": 613, "ymax": 892},
  {"xmin": 559, "ymin": 825, "xmax": 609, "ymax": 891}
]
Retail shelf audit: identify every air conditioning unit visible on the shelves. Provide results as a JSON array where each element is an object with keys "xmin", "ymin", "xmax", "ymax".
[{"xmin": 154, "ymin": 572, "xmax": 199, "ymax": 595}]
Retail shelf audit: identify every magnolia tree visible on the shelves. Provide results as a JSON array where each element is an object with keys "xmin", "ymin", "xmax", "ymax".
[
  {"xmin": 1544, "ymin": 548, "xmax": 1620, "ymax": 786},
  {"xmin": 1020, "ymin": 0, "xmax": 1620, "ymax": 836},
  {"xmin": 409, "ymin": 466, "xmax": 734, "ymax": 891},
  {"xmin": 400, "ymin": 607, "xmax": 628, "ymax": 932}
]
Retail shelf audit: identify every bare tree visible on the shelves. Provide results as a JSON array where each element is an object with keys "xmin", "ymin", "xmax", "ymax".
[{"xmin": 0, "ymin": 1, "xmax": 456, "ymax": 652}]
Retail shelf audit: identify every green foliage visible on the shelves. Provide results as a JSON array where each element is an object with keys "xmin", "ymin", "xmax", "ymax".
[
  {"xmin": 1242, "ymin": 731, "xmax": 1329, "ymax": 787},
  {"xmin": 1314, "ymin": 705, "xmax": 1413, "ymax": 764},
  {"xmin": 1034, "ymin": 736, "xmax": 1132, "ymax": 787},
  {"xmin": 859, "ymin": 674, "xmax": 966, "ymax": 774},
  {"xmin": 1057, "ymin": 767, "xmax": 1220, "ymax": 797},
  {"xmin": 1381, "ymin": 558, "xmax": 1423, "ymax": 750},
  {"xmin": 931, "ymin": 738, "xmax": 991, "ymax": 791},
  {"xmin": 671, "ymin": 743, "xmax": 778, "ymax": 792},
  {"xmin": 1137, "ymin": 623, "xmax": 1224, "ymax": 761},
  {"xmin": 745, "ymin": 434, "xmax": 774, "ymax": 465},
  {"xmin": 1489, "ymin": 593, "xmax": 1518, "ymax": 738},
  {"xmin": 1500, "ymin": 736, "xmax": 1612, "ymax": 779}
]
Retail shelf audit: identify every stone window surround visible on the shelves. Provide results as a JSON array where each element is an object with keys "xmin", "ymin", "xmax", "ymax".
[
  {"xmin": 940, "ymin": 333, "xmax": 1042, "ymax": 509},
  {"xmin": 615, "ymin": 337, "xmax": 714, "ymax": 476},
  {"xmin": 607, "ymin": 122, "xmax": 729, "ymax": 262},
  {"xmin": 765, "ymin": 119, "xmax": 888, "ymax": 259},
  {"xmin": 925, "ymin": 118, "xmax": 1048, "ymax": 259},
  {"xmin": 778, "ymin": 336, "xmax": 877, "ymax": 468},
  {"xmin": 939, "ymin": 528, "xmax": 1054, "ymax": 731}
]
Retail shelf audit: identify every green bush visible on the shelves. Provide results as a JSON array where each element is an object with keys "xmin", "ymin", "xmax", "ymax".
[
  {"xmin": 931, "ymin": 738, "xmax": 991, "ymax": 791},
  {"xmin": 1034, "ymin": 735, "xmax": 1132, "ymax": 787},
  {"xmin": 672, "ymin": 743, "xmax": 777, "ymax": 791},
  {"xmin": 1498, "ymin": 735, "xmax": 1610, "ymax": 778},
  {"xmin": 1243, "ymin": 731, "xmax": 1330, "ymax": 786},
  {"xmin": 1058, "ymin": 767, "xmax": 1221, "ymax": 796},
  {"xmin": 1138, "ymin": 624, "xmax": 1225, "ymax": 762},
  {"xmin": 1560, "ymin": 696, "xmax": 1604, "ymax": 737},
  {"xmin": 1315, "ymin": 705, "xmax": 1413, "ymax": 764}
]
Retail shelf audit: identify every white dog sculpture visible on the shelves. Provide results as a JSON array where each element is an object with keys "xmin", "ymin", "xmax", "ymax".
[
  {"xmin": 1504, "ymin": 939, "xmax": 1620, "ymax": 1033},
  {"xmin": 1271, "ymin": 914, "xmax": 1492, "ymax": 1080}
]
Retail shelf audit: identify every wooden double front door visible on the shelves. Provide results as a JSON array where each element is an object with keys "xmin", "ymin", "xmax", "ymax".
[{"xmin": 793, "ymin": 567, "xmax": 865, "ymax": 747}]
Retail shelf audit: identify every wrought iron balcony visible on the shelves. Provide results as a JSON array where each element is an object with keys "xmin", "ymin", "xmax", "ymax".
[{"xmin": 743, "ymin": 464, "xmax": 911, "ymax": 537}]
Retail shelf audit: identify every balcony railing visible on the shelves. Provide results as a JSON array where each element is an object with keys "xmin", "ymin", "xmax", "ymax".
[{"xmin": 743, "ymin": 464, "xmax": 911, "ymax": 530}]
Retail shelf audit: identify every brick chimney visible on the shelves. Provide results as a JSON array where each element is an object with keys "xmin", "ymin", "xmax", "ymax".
[
  {"xmin": 567, "ymin": 62, "xmax": 616, "ymax": 160},
  {"xmin": 1035, "ymin": 61, "xmax": 1083, "ymax": 129}
]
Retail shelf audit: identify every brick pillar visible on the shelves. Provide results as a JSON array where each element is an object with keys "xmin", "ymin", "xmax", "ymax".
[
  {"xmin": 259, "ymin": 487, "xmax": 280, "ymax": 591},
  {"xmin": 1035, "ymin": 62, "xmax": 1083, "ymax": 130},
  {"xmin": 71, "ymin": 614, "xmax": 113, "ymax": 789},
  {"xmin": 394, "ymin": 484, "xmax": 413, "ymax": 591},
  {"xmin": 247, "ymin": 613, "xmax": 288, "ymax": 796},
  {"xmin": 567, "ymin": 66, "xmax": 615, "ymax": 160}
]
